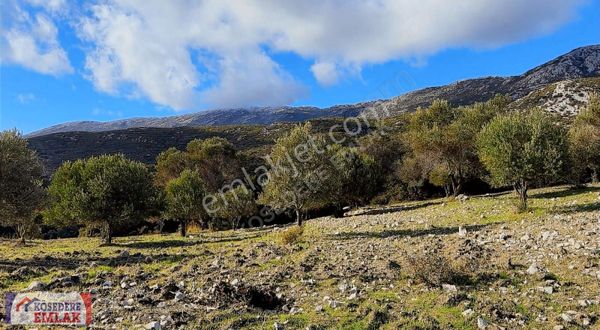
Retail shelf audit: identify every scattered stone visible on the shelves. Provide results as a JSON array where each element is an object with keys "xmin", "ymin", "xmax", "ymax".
[
  {"xmin": 174, "ymin": 291, "xmax": 185, "ymax": 301},
  {"xmin": 462, "ymin": 309, "xmax": 474, "ymax": 317},
  {"xmin": 329, "ymin": 300, "xmax": 340, "ymax": 308},
  {"xmin": 144, "ymin": 321, "xmax": 161, "ymax": 330},
  {"xmin": 26, "ymin": 281, "xmax": 45, "ymax": 291},
  {"xmin": 527, "ymin": 263, "xmax": 541, "ymax": 275},
  {"xmin": 477, "ymin": 316, "xmax": 489, "ymax": 329},
  {"xmin": 442, "ymin": 284, "xmax": 458, "ymax": 292}
]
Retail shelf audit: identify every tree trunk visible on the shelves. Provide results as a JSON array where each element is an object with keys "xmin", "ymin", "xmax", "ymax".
[
  {"xmin": 180, "ymin": 220, "xmax": 187, "ymax": 237},
  {"xmin": 514, "ymin": 179, "xmax": 528, "ymax": 211},
  {"xmin": 443, "ymin": 184, "xmax": 449, "ymax": 198},
  {"xmin": 101, "ymin": 221, "xmax": 113, "ymax": 245},
  {"xmin": 15, "ymin": 224, "xmax": 26, "ymax": 245},
  {"xmin": 452, "ymin": 176, "xmax": 463, "ymax": 197},
  {"xmin": 295, "ymin": 209, "xmax": 302, "ymax": 226}
]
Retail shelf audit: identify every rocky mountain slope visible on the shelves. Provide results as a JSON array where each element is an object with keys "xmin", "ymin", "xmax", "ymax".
[
  {"xmin": 378, "ymin": 45, "xmax": 600, "ymax": 116},
  {"xmin": 509, "ymin": 77, "xmax": 600, "ymax": 117},
  {"xmin": 28, "ymin": 45, "xmax": 599, "ymax": 137}
]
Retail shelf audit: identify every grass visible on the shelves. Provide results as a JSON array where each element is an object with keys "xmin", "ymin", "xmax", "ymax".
[{"xmin": 0, "ymin": 184, "xmax": 598, "ymax": 328}]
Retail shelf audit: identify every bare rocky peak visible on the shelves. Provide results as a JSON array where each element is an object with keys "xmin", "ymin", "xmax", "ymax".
[{"xmin": 378, "ymin": 45, "xmax": 600, "ymax": 116}]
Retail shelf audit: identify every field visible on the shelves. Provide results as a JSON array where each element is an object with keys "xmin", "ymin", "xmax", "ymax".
[{"xmin": 1, "ymin": 185, "xmax": 599, "ymax": 329}]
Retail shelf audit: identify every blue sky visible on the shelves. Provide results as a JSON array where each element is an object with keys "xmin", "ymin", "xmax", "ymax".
[{"xmin": 1, "ymin": 0, "xmax": 599, "ymax": 134}]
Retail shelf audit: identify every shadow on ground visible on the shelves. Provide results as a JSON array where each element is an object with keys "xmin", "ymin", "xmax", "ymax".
[
  {"xmin": 348, "ymin": 201, "xmax": 444, "ymax": 217},
  {"xmin": 552, "ymin": 201, "xmax": 600, "ymax": 214},
  {"xmin": 329, "ymin": 224, "xmax": 490, "ymax": 241},
  {"xmin": 0, "ymin": 253, "xmax": 187, "ymax": 273},
  {"xmin": 532, "ymin": 186, "xmax": 600, "ymax": 199}
]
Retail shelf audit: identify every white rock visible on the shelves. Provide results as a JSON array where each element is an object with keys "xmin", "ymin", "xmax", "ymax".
[
  {"xmin": 174, "ymin": 291, "xmax": 185, "ymax": 301},
  {"xmin": 26, "ymin": 281, "xmax": 45, "ymax": 291},
  {"xmin": 144, "ymin": 321, "xmax": 161, "ymax": 330},
  {"xmin": 442, "ymin": 284, "xmax": 458, "ymax": 292},
  {"xmin": 477, "ymin": 316, "xmax": 489, "ymax": 329},
  {"xmin": 560, "ymin": 313, "xmax": 573, "ymax": 323},
  {"xmin": 462, "ymin": 309, "xmax": 474, "ymax": 317},
  {"xmin": 527, "ymin": 263, "xmax": 540, "ymax": 275}
]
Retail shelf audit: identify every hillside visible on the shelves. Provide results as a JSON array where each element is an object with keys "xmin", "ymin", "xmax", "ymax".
[
  {"xmin": 509, "ymin": 77, "xmax": 600, "ymax": 116},
  {"xmin": 378, "ymin": 45, "xmax": 600, "ymax": 116},
  {"xmin": 1, "ymin": 185, "xmax": 598, "ymax": 329},
  {"xmin": 27, "ymin": 103, "xmax": 377, "ymax": 138},
  {"xmin": 27, "ymin": 119, "xmax": 362, "ymax": 173},
  {"xmin": 27, "ymin": 45, "xmax": 600, "ymax": 137}
]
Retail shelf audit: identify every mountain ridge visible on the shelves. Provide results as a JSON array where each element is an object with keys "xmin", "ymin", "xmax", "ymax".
[{"xmin": 28, "ymin": 45, "xmax": 600, "ymax": 138}]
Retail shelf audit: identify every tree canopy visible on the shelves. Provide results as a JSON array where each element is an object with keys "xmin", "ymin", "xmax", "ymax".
[
  {"xmin": 0, "ymin": 130, "xmax": 46, "ymax": 243},
  {"xmin": 477, "ymin": 109, "xmax": 568, "ymax": 210},
  {"xmin": 164, "ymin": 169, "xmax": 207, "ymax": 236},
  {"xmin": 47, "ymin": 154, "xmax": 157, "ymax": 244}
]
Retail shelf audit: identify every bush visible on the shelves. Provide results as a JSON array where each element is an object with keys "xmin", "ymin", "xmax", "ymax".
[
  {"xmin": 406, "ymin": 251, "xmax": 458, "ymax": 286},
  {"xmin": 405, "ymin": 239, "xmax": 492, "ymax": 287},
  {"xmin": 278, "ymin": 226, "xmax": 304, "ymax": 245}
]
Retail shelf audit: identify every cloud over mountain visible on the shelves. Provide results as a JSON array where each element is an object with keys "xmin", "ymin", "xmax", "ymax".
[{"xmin": 1, "ymin": 0, "xmax": 586, "ymax": 110}]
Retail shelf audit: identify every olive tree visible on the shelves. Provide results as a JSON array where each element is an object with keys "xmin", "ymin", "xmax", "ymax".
[
  {"xmin": 569, "ymin": 96, "xmax": 600, "ymax": 183},
  {"xmin": 155, "ymin": 147, "xmax": 188, "ymax": 187},
  {"xmin": 0, "ymin": 130, "xmax": 46, "ymax": 244},
  {"xmin": 186, "ymin": 137, "xmax": 242, "ymax": 192},
  {"xmin": 403, "ymin": 96, "xmax": 509, "ymax": 196},
  {"xmin": 212, "ymin": 186, "xmax": 257, "ymax": 230},
  {"xmin": 164, "ymin": 169, "xmax": 207, "ymax": 236},
  {"xmin": 259, "ymin": 122, "xmax": 334, "ymax": 226},
  {"xmin": 477, "ymin": 110, "xmax": 568, "ymax": 211},
  {"xmin": 47, "ymin": 154, "xmax": 157, "ymax": 244},
  {"xmin": 327, "ymin": 145, "xmax": 377, "ymax": 215}
]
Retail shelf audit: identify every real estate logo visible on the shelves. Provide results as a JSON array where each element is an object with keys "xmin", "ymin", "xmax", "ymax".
[{"xmin": 5, "ymin": 292, "xmax": 92, "ymax": 326}]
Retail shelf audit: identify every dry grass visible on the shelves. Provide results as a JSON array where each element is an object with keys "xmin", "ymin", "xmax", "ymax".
[{"xmin": 278, "ymin": 225, "xmax": 304, "ymax": 245}]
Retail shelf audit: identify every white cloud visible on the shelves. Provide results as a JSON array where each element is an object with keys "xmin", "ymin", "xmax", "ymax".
[
  {"xmin": 0, "ymin": 1, "xmax": 72, "ymax": 76},
  {"xmin": 311, "ymin": 61, "xmax": 339, "ymax": 86},
  {"xmin": 25, "ymin": 0, "xmax": 67, "ymax": 13},
  {"xmin": 72, "ymin": 0, "xmax": 583, "ymax": 110},
  {"xmin": 202, "ymin": 50, "xmax": 307, "ymax": 108},
  {"xmin": 17, "ymin": 93, "xmax": 36, "ymax": 104}
]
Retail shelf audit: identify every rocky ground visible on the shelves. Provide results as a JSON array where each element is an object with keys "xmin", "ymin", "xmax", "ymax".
[{"xmin": 1, "ymin": 185, "xmax": 599, "ymax": 329}]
